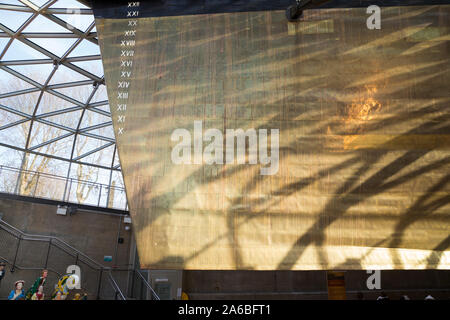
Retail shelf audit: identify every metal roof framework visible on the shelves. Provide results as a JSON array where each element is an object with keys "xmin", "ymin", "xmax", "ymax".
[{"xmin": 0, "ymin": 0, "xmax": 125, "ymax": 209}]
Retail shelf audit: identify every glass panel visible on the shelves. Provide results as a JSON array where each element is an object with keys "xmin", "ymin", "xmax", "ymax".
[
  {"xmin": 29, "ymin": 0, "xmax": 51, "ymax": 7},
  {"xmin": 31, "ymin": 129, "xmax": 74, "ymax": 159},
  {"xmin": 83, "ymin": 143, "xmax": 114, "ymax": 167},
  {"xmin": 113, "ymin": 151, "xmax": 121, "ymax": 169},
  {"xmin": 0, "ymin": 120, "xmax": 30, "ymax": 148},
  {"xmin": 71, "ymin": 60, "xmax": 103, "ymax": 77},
  {"xmin": 17, "ymin": 153, "xmax": 52, "ymax": 196},
  {"xmin": 109, "ymin": 184, "xmax": 127, "ymax": 210},
  {"xmin": 49, "ymin": 64, "xmax": 91, "ymax": 84},
  {"xmin": 74, "ymin": 134, "xmax": 111, "ymax": 161},
  {"xmin": 22, "ymin": 14, "xmax": 72, "ymax": 33},
  {"xmin": 36, "ymin": 91, "xmax": 76, "ymax": 115},
  {"xmin": 86, "ymin": 125, "xmax": 115, "ymax": 140},
  {"xmin": 0, "ymin": 107, "xmax": 25, "ymax": 125},
  {"xmin": 51, "ymin": 0, "xmax": 90, "ymax": 9},
  {"xmin": 29, "ymin": 38, "xmax": 78, "ymax": 58},
  {"xmin": 53, "ymin": 84, "xmax": 93, "ymax": 103},
  {"xmin": 33, "ymin": 160, "xmax": 69, "ymax": 200},
  {"xmin": 108, "ymin": 169, "xmax": 127, "ymax": 209},
  {"xmin": 28, "ymin": 120, "xmax": 66, "ymax": 146},
  {"xmin": 9, "ymin": 64, "xmax": 54, "ymax": 84},
  {"xmin": 35, "ymin": 156, "xmax": 70, "ymax": 175},
  {"xmin": 0, "ymin": 89, "xmax": 40, "ymax": 114},
  {"xmin": 0, "ymin": 1, "xmax": 23, "ymax": 5},
  {"xmin": 0, "ymin": 3, "xmax": 125, "ymax": 209},
  {"xmin": 0, "ymin": 69, "xmax": 23, "ymax": 93},
  {"xmin": 68, "ymin": 39, "xmax": 100, "ymax": 57},
  {"xmin": 67, "ymin": 163, "xmax": 110, "ymax": 205},
  {"xmin": 0, "ymin": 10, "xmax": 33, "ymax": 32},
  {"xmin": 0, "ymin": 164, "xmax": 20, "ymax": 193},
  {"xmin": 92, "ymin": 104, "xmax": 111, "ymax": 113},
  {"xmin": 0, "ymin": 145, "xmax": 23, "ymax": 168},
  {"xmin": 54, "ymin": 13, "xmax": 94, "ymax": 32},
  {"xmin": 18, "ymin": 155, "xmax": 69, "ymax": 198},
  {"xmin": 43, "ymin": 109, "xmax": 83, "ymax": 129},
  {"xmin": 80, "ymin": 109, "xmax": 111, "ymax": 129},
  {"xmin": 90, "ymin": 84, "xmax": 108, "ymax": 103},
  {"xmin": 0, "ymin": 38, "xmax": 11, "ymax": 54},
  {"xmin": 2, "ymin": 39, "xmax": 49, "ymax": 60}
]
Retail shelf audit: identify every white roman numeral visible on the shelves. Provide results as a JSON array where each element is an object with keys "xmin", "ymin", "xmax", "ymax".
[
  {"xmin": 120, "ymin": 60, "xmax": 133, "ymax": 67},
  {"xmin": 118, "ymin": 81, "xmax": 130, "ymax": 88},
  {"xmin": 121, "ymin": 50, "xmax": 134, "ymax": 57},
  {"xmin": 124, "ymin": 30, "xmax": 136, "ymax": 37},
  {"xmin": 117, "ymin": 92, "xmax": 128, "ymax": 99},
  {"xmin": 121, "ymin": 40, "xmax": 135, "ymax": 47},
  {"xmin": 127, "ymin": 11, "xmax": 139, "ymax": 17},
  {"xmin": 121, "ymin": 71, "xmax": 131, "ymax": 78},
  {"xmin": 117, "ymin": 104, "xmax": 127, "ymax": 111},
  {"xmin": 118, "ymin": 128, "xmax": 124, "ymax": 135},
  {"xmin": 118, "ymin": 115, "xmax": 126, "ymax": 123},
  {"xmin": 128, "ymin": 20, "xmax": 137, "ymax": 26}
]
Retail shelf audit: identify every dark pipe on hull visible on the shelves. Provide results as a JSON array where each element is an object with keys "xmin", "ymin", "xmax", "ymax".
[{"xmin": 286, "ymin": 0, "xmax": 333, "ymax": 21}]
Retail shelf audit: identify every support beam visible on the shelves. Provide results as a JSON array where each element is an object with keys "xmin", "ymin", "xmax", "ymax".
[
  {"xmin": 0, "ymin": 142, "xmax": 121, "ymax": 171},
  {"xmin": 72, "ymin": 141, "xmax": 114, "ymax": 161}
]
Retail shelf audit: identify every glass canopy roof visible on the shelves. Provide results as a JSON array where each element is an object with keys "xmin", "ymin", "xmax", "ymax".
[{"xmin": 0, "ymin": 0, "xmax": 126, "ymax": 210}]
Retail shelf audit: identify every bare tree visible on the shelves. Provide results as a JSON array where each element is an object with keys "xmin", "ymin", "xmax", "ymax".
[{"xmin": 0, "ymin": 73, "xmax": 110, "ymax": 205}]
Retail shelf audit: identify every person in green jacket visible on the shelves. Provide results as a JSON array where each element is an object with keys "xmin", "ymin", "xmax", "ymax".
[{"xmin": 25, "ymin": 269, "xmax": 48, "ymax": 300}]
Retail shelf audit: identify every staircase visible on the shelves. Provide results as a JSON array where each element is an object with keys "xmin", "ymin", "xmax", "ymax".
[{"xmin": 0, "ymin": 218, "xmax": 159, "ymax": 300}]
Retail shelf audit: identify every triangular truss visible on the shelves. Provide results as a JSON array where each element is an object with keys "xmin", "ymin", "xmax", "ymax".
[{"xmin": 0, "ymin": 0, "xmax": 125, "ymax": 209}]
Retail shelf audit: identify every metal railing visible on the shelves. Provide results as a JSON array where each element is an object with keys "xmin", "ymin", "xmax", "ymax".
[
  {"xmin": 1, "ymin": 218, "xmax": 103, "ymax": 271},
  {"xmin": 135, "ymin": 269, "xmax": 161, "ymax": 300},
  {"xmin": 0, "ymin": 165, "xmax": 128, "ymax": 211},
  {"xmin": 0, "ymin": 219, "xmax": 159, "ymax": 300},
  {"xmin": 108, "ymin": 271, "xmax": 126, "ymax": 300}
]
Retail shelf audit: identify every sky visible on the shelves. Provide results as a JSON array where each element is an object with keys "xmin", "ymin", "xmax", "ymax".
[
  {"xmin": 0, "ymin": 1, "xmax": 127, "ymax": 209},
  {"xmin": 0, "ymin": 0, "xmax": 102, "ymax": 82}
]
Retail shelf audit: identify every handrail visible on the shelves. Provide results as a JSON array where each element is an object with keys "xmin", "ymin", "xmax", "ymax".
[
  {"xmin": 0, "ymin": 255, "xmax": 93, "ymax": 295},
  {"xmin": 0, "ymin": 164, "xmax": 128, "ymax": 210},
  {"xmin": 0, "ymin": 219, "xmax": 104, "ymax": 270},
  {"xmin": 108, "ymin": 271, "xmax": 126, "ymax": 300},
  {"xmin": 0, "ymin": 254, "xmax": 62, "ymax": 277},
  {"xmin": 0, "ymin": 219, "xmax": 159, "ymax": 300},
  {"xmin": 0, "ymin": 165, "xmax": 125, "ymax": 193},
  {"xmin": 0, "ymin": 218, "xmax": 134, "ymax": 272},
  {"xmin": 135, "ymin": 269, "xmax": 161, "ymax": 300}
]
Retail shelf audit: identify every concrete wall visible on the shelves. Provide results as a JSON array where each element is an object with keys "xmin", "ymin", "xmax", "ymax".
[
  {"xmin": 0, "ymin": 197, "xmax": 133, "ymax": 299},
  {"xmin": 183, "ymin": 270, "xmax": 450, "ymax": 300},
  {"xmin": 183, "ymin": 270, "xmax": 329, "ymax": 299}
]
